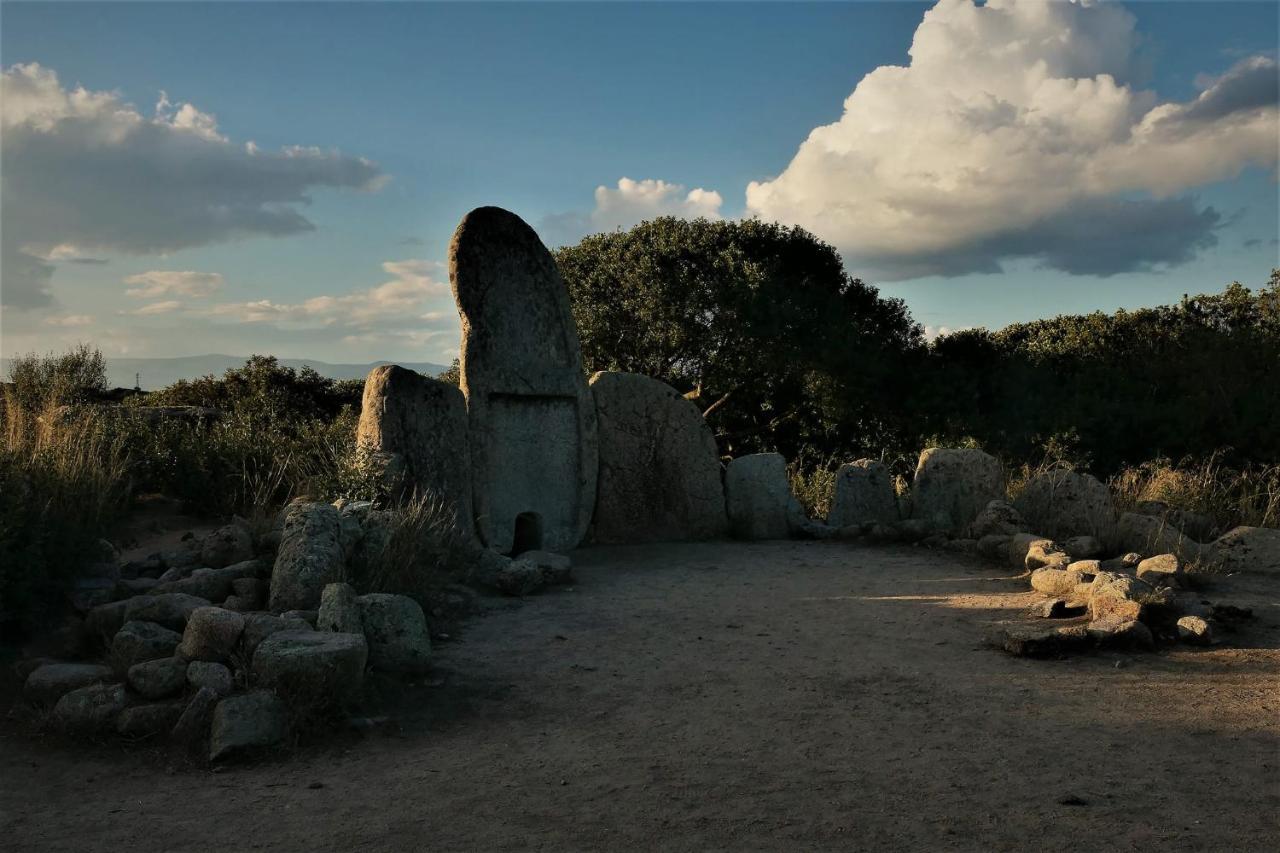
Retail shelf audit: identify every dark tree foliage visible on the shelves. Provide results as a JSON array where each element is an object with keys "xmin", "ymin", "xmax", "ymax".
[
  {"xmin": 555, "ymin": 217, "xmax": 926, "ymax": 460},
  {"xmin": 915, "ymin": 273, "xmax": 1280, "ymax": 472}
]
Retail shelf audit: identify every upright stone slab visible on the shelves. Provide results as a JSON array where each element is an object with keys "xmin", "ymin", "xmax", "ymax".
[
  {"xmin": 826, "ymin": 459, "xmax": 898, "ymax": 528},
  {"xmin": 589, "ymin": 371, "xmax": 728, "ymax": 544},
  {"xmin": 910, "ymin": 447, "xmax": 1004, "ymax": 533},
  {"xmin": 356, "ymin": 364, "xmax": 473, "ymax": 534},
  {"xmin": 725, "ymin": 453, "xmax": 804, "ymax": 540},
  {"xmin": 1013, "ymin": 469, "xmax": 1116, "ymax": 543},
  {"xmin": 450, "ymin": 207, "xmax": 598, "ymax": 553}
]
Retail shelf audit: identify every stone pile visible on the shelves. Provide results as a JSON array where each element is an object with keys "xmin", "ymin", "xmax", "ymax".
[{"xmin": 19, "ymin": 510, "xmax": 444, "ymax": 761}]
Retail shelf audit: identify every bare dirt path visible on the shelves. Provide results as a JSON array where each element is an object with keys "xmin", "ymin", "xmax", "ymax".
[{"xmin": 3, "ymin": 541, "xmax": 1279, "ymax": 852}]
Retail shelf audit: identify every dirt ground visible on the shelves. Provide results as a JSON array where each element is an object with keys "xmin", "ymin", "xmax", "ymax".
[{"xmin": 3, "ymin": 540, "xmax": 1278, "ymax": 852}]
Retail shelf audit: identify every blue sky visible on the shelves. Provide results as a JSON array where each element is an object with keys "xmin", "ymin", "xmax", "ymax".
[{"xmin": 2, "ymin": 0, "xmax": 1277, "ymax": 363}]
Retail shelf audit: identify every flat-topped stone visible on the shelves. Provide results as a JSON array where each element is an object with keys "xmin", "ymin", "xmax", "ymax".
[
  {"xmin": 827, "ymin": 459, "xmax": 899, "ymax": 529},
  {"xmin": 450, "ymin": 206, "xmax": 598, "ymax": 554}
]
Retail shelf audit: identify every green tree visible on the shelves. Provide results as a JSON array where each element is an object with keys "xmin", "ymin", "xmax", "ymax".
[{"xmin": 555, "ymin": 217, "xmax": 925, "ymax": 459}]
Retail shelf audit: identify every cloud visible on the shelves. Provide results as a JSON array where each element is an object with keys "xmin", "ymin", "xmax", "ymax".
[
  {"xmin": 124, "ymin": 270, "xmax": 224, "ymax": 298},
  {"xmin": 42, "ymin": 314, "xmax": 94, "ymax": 327},
  {"xmin": 538, "ymin": 177, "xmax": 724, "ymax": 246},
  {"xmin": 127, "ymin": 300, "xmax": 183, "ymax": 316},
  {"xmin": 745, "ymin": 0, "xmax": 1278, "ymax": 279},
  {"xmin": 205, "ymin": 259, "xmax": 451, "ymax": 329},
  {"xmin": 0, "ymin": 63, "xmax": 386, "ymax": 308}
]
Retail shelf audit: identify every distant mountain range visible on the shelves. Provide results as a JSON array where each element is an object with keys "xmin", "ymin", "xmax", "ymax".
[{"xmin": 1, "ymin": 354, "xmax": 449, "ymax": 391}]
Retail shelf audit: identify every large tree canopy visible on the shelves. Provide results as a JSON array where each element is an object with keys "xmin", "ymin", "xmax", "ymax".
[{"xmin": 555, "ymin": 217, "xmax": 925, "ymax": 460}]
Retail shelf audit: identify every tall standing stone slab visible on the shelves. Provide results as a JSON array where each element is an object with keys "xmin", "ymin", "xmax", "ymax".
[
  {"xmin": 725, "ymin": 453, "xmax": 804, "ymax": 541},
  {"xmin": 356, "ymin": 364, "xmax": 473, "ymax": 535},
  {"xmin": 910, "ymin": 447, "xmax": 1004, "ymax": 533},
  {"xmin": 589, "ymin": 371, "xmax": 728, "ymax": 544},
  {"xmin": 826, "ymin": 459, "xmax": 898, "ymax": 528},
  {"xmin": 449, "ymin": 206, "xmax": 598, "ymax": 553},
  {"xmin": 1013, "ymin": 469, "xmax": 1116, "ymax": 543}
]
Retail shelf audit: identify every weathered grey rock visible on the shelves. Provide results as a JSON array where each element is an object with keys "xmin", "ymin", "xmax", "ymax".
[
  {"xmin": 826, "ymin": 459, "xmax": 898, "ymax": 529},
  {"xmin": 516, "ymin": 550, "xmax": 573, "ymax": 585},
  {"xmin": 187, "ymin": 661, "xmax": 234, "ymax": 696},
  {"xmin": 588, "ymin": 371, "xmax": 728, "ymax": 543},
  {"xmin": 450, "ymin": 206, "xmax": 598, "ymax": 553},
  {"xmin": 1207, "ymin": 526, "xmax": 1280, "ymax": 575},
  {"xmin": 1025, "ymin": 543, "xmax": 1071, "ymax": 572},
  {"xmin": 155, "ymin": 561, "xmax": 261, "ymax": 602},
  {"xmin": 968, "ymin": 500, "xmax": 1027, "ymax": 539},
  {"xmin": 1087, "ymin": 572, "xmax": 1164, "ymax": 623},
  {"xmin": 989, "ymin": 623, "xmax": 1090, "ymax": 658},
  {"xmin": 1034, "ymin": 598, "xmax": 1086, "ymax": 619},
  {"xmin": 1087, "ymin": 616, "xmax": 1155, "ymax": 651},
  {"xmin": 725, "ymin": 453, "xmax": 804, "ymax": 540},
  {"xmin": 268, "ymin": 502, "xmax": 346, "ymax": 612},
  {"xmin": 1063, "ymin": 535, "xmax": 1103, "ymax": 560},
  {"xmin": 1099, "ymin": 552, "xmax": 1143, "ymax": 572},
  {"xmin": 1014, "ymin": 470, "xmax": 1116, "ymax": 542},
  {"xmin": 282, "ymin": 609, "xmax": 319, "ymax": 626},
  {"xmin": 231, "ymin": 577, "xmax": 265, "ymax": 601},
  {"xmin": 209, "ymin": 691, "xmax": 288, "ymax": 761},
  {"xmin": 53, "ymin": 683, "xmax": 128, "ymax": 732},
  {"xmin": 116, "ymin": 701, "xmax": 184, "ymax": 737},
  {"xmin": 357, "ymin": 593, "xmax": 432, "ymax": 673},
  {"xmin": 909, "ymin": 448, "xmax": 1004, "ymax": 533},
  {"xmin": 471, "ymin": 551, "xmax": 545, "ymax": 596},
  {"xmin": 24, "ymin": 663, "xmax": 114, "ymax": 705},
  {"xmin": 84, "ymin": 598, "xmax": 136, "ymax": 644},
  {"xmin": 1030, "ymin": 567, "xmax": 1090, "ymax": 598},
  {"xmin": 356, "ymin": 365, "xmax": 473, "ymax": 534},
  {"xmin": 1006, "ymin": 534, "xmax": 1057, "ymax": 569},
  {"xmin": 127, "ymin": 657, "xmax": 188, "ymax": 700},
  {"xmin": 1136, "ymin": 554, "xmax": 1183, "ymax": 587},
  {"xmin": 179, "ymin": 607, "xmax": 245, "ymax": 663},
  {"xmin": 241, "ymin": 612, "xmax": 313, "ymax": 658},
  {"xmin": 977, "ymin": 534, "xmax": 1012, "ymax": 560},
  {"xmin": 317, "ymin": 582, "xmax": 363, "ymax": 633},
  {"xmin": 123, "ymin": 593, "xmax": 211, "ymax": 631},
  {"xmin": 200, "ymin": 522, "xmax": 253, "ymax": 569},
  {"xmin": 1112, "ymin": 512, "xmax": 1204, "ymax": 563},
  {"xmin": 172, "ymin": 686, "xmax": 219, "ymax": 747},
  {"xmin": 113, "ymin": 620, "xmax": 182, "ymax": 668},
  {"xmin": 117, "ymin": 577, "xmax": 160, "ymax": 597},
  {"xmin": 252, "ymin": 630, "xmax": 367, "ymax": 701},
  {"xmin": 1177, "ymin": 615, "xmax": 1214, "ymax": 645}
]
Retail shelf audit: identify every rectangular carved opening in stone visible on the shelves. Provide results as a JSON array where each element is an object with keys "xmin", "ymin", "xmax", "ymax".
[{"xmin": 512, "ymin": 512, "xmax": 543, "ymax": 554}]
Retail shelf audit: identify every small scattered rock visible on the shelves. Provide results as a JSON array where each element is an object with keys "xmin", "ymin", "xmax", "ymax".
[
  {"xmin": 1136, "ymin": 553, "xmax": 1183, "ymax": 587},
  {"xmin": 1086, "ymin": 616, "xmax": 1155, "ymax": 651},
  {"xmin": 1177, "ymin": 615, "xmax": 1214, "ymax": 646}
]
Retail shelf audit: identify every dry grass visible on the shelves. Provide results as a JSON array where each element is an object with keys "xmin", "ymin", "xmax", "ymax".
[
  {"xmin": 1109, "ymin": 454, "xmax": 1279, "ymax": 531},
  {"xmin": 355, "ymin": 491, "xmax": 472, "ymax": 604}
]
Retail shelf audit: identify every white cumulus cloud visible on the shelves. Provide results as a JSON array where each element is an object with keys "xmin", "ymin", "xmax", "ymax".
[
  {"xmin": 538, "ymin": 177, "xmax": 724, "ymax": 246},
  {"xmin": 124, "ymin": 270, "xmax": 224, "ymax": 299},
  {"xmin": 745, "ymin": 0, "xmax": 1279, "ymax": 279},
  {"xmin": 0, "ymin": 63, "xmax": 386, "ymax": 308}
]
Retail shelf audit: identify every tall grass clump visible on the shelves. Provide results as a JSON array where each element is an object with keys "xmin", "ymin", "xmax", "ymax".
[
  {"xmin": 353, "ymin": 492, "xmax": 472, "ymax": 605},
  {"xmin": 1110, "ymin": 454, "xmax": 1279, "ymax": 532},
  {"xmin": 787, "ymin": 452, "xmax": 840, "ymax": 520},
  {"xmin": 1, "ymin": 355, "xmax": 133, "ymax": 633}
]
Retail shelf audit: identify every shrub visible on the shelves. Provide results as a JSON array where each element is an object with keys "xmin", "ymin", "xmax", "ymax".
[
  {"xmin": 1109, "ymin": 455, "xmax": 1279, "ymax": 532},
  {"xmin": 5, "ymin": 343, "xmax": 107, "ymax": 411}
]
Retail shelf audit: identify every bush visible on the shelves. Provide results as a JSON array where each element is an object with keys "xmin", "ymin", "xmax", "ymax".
[
  {"xmin": 0, "ymin": 398, "xmax": 132, "ymax": 634},
  {"xmin": 1109, "ymin": 455, "xmax": 1279, "ymax": 532},
  {"xmin": 5, "ymin": 343, "xmax": 107, "ymax": 411},
  {"xmin": 352, "ymin": 492, "xmax": 472, "ymax": 605}
]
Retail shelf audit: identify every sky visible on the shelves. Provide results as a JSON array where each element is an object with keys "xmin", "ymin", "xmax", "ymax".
[{"xmin": 1, "ymin": 0, "xmax": 1277, "ymax": 363}]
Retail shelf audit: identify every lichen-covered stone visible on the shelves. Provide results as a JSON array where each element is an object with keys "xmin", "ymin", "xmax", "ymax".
[
  {"xmin": 268, "ymin": 502, "xmax": 346, "ymax": 612},
  {"xmin": 910, "ymin": 448, "xmax": 1004, "ymax": 533},
  {"xmin": 1013, "ymin": 470, "xmax": 1115, "ymax": 543},
  {"xmin": 252, "ymin": 630, "xmax": 367, "ymax": 701},
  {"xmin": 113, "ymin": 620, "xmax": 182, "ymax": 668},
  {"xmin": 725, "ymin": 453, "xmax": 805, "ymax": 540},
  {"xmin": 24, "ymin": 663, "xmax": 114, "ymax": 705},
  {"xmin": 317, "ymin": 582, "xmax": 363, "ymax": 634},
  {"xmin": 209, "ymin": 691, "xmax": 288, "ymax": 761},
  {"xmin": 357, "ymin": 593, "xmax": 432, "ymax": 673},
  {"xmin": 54, "ymin": 683, "xmax": 128, "ymax": 733},
  {"xmin": 826, "ymin": 459, "xmax": 898, "ymax": 529},
  {"xmin": 179, "ymin": 607, "xmax": 246, "ymax": 663},
  {"xmin": 356, "ymin": 365, "xmax": 473, "ymax": 534},
  {"xmin": 589, "ymin": 371, "xmax": 727, "ymax": 543},
  {"xmin": 450, "ymin": 206, "xmax": 598, "ymax": 553},
  {"xmin": 127, "ymin": 657, "xmax": 188, "ymax": 700}
]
